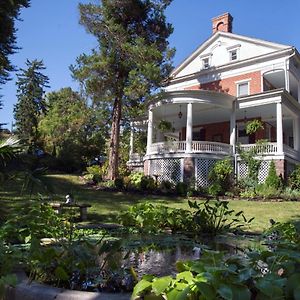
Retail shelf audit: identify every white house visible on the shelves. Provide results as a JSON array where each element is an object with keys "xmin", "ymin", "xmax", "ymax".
[{"xmin": 128, "ymin": 13, "xmax": 300, "ymax": 188}]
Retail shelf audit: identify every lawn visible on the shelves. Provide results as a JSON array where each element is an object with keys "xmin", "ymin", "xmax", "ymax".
[{"xmin": 1, "ymin": 173, "xmax": 300, "ymax": 233}]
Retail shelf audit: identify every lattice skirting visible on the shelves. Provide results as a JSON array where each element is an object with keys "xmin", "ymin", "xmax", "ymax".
[
  {"xmin": 149, "ymin": 158, "xmax": 183, "ymax": 184},
  {"xmin": 238, "ymin": 160, "xmax": 271, "ymax": 183},
  {"xmin": 195, "ymin": 158, "xmax": 218, "ymax": 188}
]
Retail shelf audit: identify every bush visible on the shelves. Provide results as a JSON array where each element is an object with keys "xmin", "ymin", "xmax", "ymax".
[
  {"xmin": 86, "ymin": 165, "xmax": 102, "ymax": 183},
  {"xmin": 114, "ymin": 177, "xmax": 124, "ymax": 190},
  {"xmin": 175, "ymin": 182, "xmax": 188, "ymax": 196},
  {"xmin": 288, "ymin": 165, "xmax": 300, "ymax": 190},
  {"xmin": 140, "ymin": 176, "xmax": 155, "ymax": 191},
  {"xmin": 209, "ymin": 158, "xmax": 233, "ymax": 195},
  {"xmin": 207, "ymin": 182, "xmax": 223, "ymax": 197},
  {"xmin": 255, "ymin": 184, "xmax": 280, "ymax": 199},
  {"xmin": 265, "ymin": 160, "xmax": 281, "ymax": 189},
  {"xmin": 159, "ymin": 180, "xmax": 174, "ymax": 194},
  {"xmin": 127, "ymin": 172, "xmax": 144, "ymax": 190}
]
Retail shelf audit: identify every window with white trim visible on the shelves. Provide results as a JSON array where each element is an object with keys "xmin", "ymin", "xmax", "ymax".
[{"xmin": 237, "ymin": 82, "xmax": 249, "ymax": 96}]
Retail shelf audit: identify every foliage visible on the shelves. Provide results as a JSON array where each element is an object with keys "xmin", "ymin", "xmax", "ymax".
[
  {"xmin": 188, "ymin": 200, "xmax": 253, "ymax": 235},
  {"xmin": 0, "ymin": 199, "xmax": 66, "ymax": 244},
  {"xmin": 157, "ymin": 120, "xmax": 172, "ymax": 132},
  {"xmin": 85, "ymin": 165, "xmax": 103, "ymax": 183},
  {"xmin": 288, "ymin": 165, "xmax": 300, "ymax": 190},
  {"xmin": 72, "ymin": 0, "xmax": 174, "ymax": 179},
  {"xmin": 14, "ymin": 59, "xmax": 49, "ymax": 151},
  {"xmin": 209, "ymin": 158, "xmax": 233, "ymax": 195},
  {"xmin": 0, "ymin": 136, "xmax": 21, "ymax": 168},
  {"xmin": 140, "ymin": 175, "xmax": 155, "ymax": 191},
  {"xmin": 28, "ymin": 234, "xmax": 123, "ymax": 290},
  {"xmin": 126, "ymin": 172, "xmax": 144, "ymax": 189},
  {"xmin": 255, "ymin": 184, "xmax": 281, "ymax": 199},
  {"xmin": 0, "ymin": 0, "xmax": 30, "ymax": 85},
  {"xmin": 265, "ymin": 160, "xmax": 282, "ymax": 189},
  {"xmin": 176, "ymin": 182, "xmax": 188, "ymax": 196},
  {"xmin": 245, "ymin": 119, "xmax": 264, "ymax": 135},
  {"xmin": 159, "ymin": 180, "xmax": 174, "ymax": 194},
  {"xmin": 114, "ymin": 177, "xmax": 124, "ymax": 190},
  {"xmin": 265, "ymin": 221, "xmax": 299, "ymax": 243},
  {"xmin": 39, "ymin": 87, "xmax": 106, "ymax": 170}
]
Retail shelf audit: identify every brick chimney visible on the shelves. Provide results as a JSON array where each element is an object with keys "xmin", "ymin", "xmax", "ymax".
[{"xmin": 212, "ymin": 13, "xmax": 233, "ymax": 34}]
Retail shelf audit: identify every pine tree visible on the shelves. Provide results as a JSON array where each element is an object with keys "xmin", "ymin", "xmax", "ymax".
[
  {"xmin": 0, "ymin": 0, "xmax": 30, "ymax": 84},
  {"xmin": 72, "ymin": 0, "xmax": 174, "ymax": 179},
  {"xmin": 14, "ymin": 59, "xmax": 49, "ymax": 151}
]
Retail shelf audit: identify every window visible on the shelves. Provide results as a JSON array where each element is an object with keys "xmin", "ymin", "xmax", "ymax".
[
  {"xmin": 202, "ymin": 58, "xmax": 210, "ymax": 69},
  {"xmin": 229, "ymin": 49, "xmax": 237, "ymax": 61},
  {"xmin": 237, "ymin": 82, "xmax": 249, "ymax": 96}
]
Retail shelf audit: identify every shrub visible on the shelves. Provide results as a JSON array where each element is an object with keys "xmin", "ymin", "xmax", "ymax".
[
  {"xmin": 209, "ymin": 158, "xmax": 233, "ymax": 195},
  {"xmin": 86, "ymin": 165, "xmax": 102, "ymax": 183},
  {"xmin": 175, "ymin": 182, "xmax": 188, "ymax": 196},
  {"xmin": 127, "ymin": 172, "xmax": 144, "ymax": 190},
  {"xmin": 255, "ymin": 184, "xmax": 280, "ymax": 199},
  {"xmin": 288, "ymin": 165, "xmax": 300, "ymax": 190},
  {"xmin": 159, "ymin": 180, "xmax": 173, "ymax": 194},
  {"xmin": 114, "ymin": 177, "xmax": 124, "ymax": 189},
  {"xmin": 265, "ymin": 160, "xmax": 281, "ymax": 189},
  {"xmin": 140, "ymin": 175, "xmax": 155, "ymax": 191},
  {"xmin": 207, "ymin": 182, "xmax": 223, "ymax": 197}
]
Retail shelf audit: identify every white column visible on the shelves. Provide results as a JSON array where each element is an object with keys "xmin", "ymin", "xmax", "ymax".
[
  {"xmin": 146, "ymin": 109, "xmax": 153, "ymax": 154},
  {"xmin": 285, "ymin": 61, "xmax": 290, "ymax": 92},
  {"xmin": 230, "ymin": 101, "xmax": 236, "ymax": 154},
  {"xmin": 276, "ymin": 102, "xmax": 283, "ymax": 154},
  {"xmin": 185, "ymin": 103, "xmax": 193, "ymax": 153},
  {"xmin": 129, "ymin": 122, "xmax": 134, "ymax": 157},
  {"xmin": 293, "ymin": 117, "xmax": 300, "ymax": 152}
]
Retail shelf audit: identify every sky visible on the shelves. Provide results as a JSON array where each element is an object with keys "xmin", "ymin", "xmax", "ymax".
[{"xmin": 1, "ymin": 0, "xmax": 300, "ymax": 129}]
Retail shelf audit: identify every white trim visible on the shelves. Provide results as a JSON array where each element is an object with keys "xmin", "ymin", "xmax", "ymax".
[
  {"xmin": 227, "ymin": 44, "xmax": 241, "ymax": 51},
  {"xmin": 235, "ymin": 78, "xmax": 252, "ymax": 84},
  {"xmin": 236, "ymin": 81, "xmax": 250, "ymax": 97}
]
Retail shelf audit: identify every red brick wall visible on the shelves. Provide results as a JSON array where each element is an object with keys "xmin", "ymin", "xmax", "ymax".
[{"xmin": 185, "ymin": 71, "xmax": 262, "ymax": 96}]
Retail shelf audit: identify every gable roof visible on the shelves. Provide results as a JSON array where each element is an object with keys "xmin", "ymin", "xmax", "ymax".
[{"xmin": 170, "ymin": 31, "xmax": 292, "ymax": 78}]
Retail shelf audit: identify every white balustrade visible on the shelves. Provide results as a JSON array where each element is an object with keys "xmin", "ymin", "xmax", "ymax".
[{"xmin": 239, "ymin": 143, "xmax": 277, "ymax": 155}]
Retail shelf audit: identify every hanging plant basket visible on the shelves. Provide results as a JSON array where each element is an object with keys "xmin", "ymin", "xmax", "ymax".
[{"xmin": 158, "ymin": 120, "xmax": 173, "ymax": 132}]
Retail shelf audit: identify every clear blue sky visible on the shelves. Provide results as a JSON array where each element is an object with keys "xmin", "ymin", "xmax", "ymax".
[{"xmin": 1, "ymin": 0, "xmax": 300, "ymax": 129}]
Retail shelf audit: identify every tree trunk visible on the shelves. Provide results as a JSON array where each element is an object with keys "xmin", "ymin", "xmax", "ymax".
[{"xmin": 107, "ymin": 96, "xmax": 122, "ymax": 180}]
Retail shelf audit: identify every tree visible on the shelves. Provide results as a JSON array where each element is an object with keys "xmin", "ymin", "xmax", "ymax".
[
  {"xmin": 71, "ymin": 0, "xmax": 174, "ymax": 179},
  {"xmin": 14, "ymin": 59, "xmax": 49, "ymax": 151},
  {"xmin": 0, "ymin": 0, "xmax": 30, "ymax": 85},
  {"xmin": 39, "ymin": 87, "xmax": 106, "ymax": 169}
]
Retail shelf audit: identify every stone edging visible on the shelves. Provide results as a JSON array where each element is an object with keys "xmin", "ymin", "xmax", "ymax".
[{"xmin": 5, "ymin": 271, "xmax": 131, "ymax": 300}]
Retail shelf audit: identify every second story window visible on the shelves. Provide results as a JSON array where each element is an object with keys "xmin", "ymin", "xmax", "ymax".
[
  {"xmin": 229, "ymin": 49, "xmax": 237, "ymax": 61},
  {"xmin": 202, "ymin": 57, "xmax": 210, "ymax": 69},
  {"xmin": 237, "ymin": 81, "xmax": 249, "ymax": 96}
]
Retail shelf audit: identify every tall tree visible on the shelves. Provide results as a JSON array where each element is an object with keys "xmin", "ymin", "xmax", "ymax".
[
  {"xmin": 39, "ymin": 87, "xmax": 106, "ymax": 169},
  {"xmin": 0, "ymin": 0, "xmax": 30, "ymax": 85},
  {"xmin": 14, "ymin": 59, "xmax": 49, "ymax": 151},
  {"xmin": 72, "ymin": 0, "xmax": 174, "ymax": 179}
]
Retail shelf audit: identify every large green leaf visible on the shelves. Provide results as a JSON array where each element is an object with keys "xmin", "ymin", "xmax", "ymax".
[
  {"xmin": 176, "ymin": 271, "xmax": 194, "ymax": 284},
  {"xmin": 131, "ymin": 279, "xmax": 152, "ymax": 299},
  {"xmin": 152, "ymin": 276, "xmax": 173, "ymax": 295},
  {"xmin": 195, "ymin": 282, "xmax": 216, "ymax": 300},
  {"xmin": 286, "ymin": 273, "xmax": 300, "ymax": 299},
  {"xmin": 217, "ymin": 284, "xmax": 233, "ymax": 300}
]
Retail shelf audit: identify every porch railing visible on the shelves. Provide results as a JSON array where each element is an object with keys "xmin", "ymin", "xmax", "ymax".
[
  {"xmin": 149, "ymin": 141, "xmax": 231, "ymax": 155},
  {"xmin": 239, "ymin": 143, "xmax": 278, "ymax": 155}
]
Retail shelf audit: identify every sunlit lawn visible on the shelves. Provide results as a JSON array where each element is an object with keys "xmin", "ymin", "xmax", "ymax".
[{"xmin": 1, "ymin": 174, "xmax": 300, "ymax": 233}]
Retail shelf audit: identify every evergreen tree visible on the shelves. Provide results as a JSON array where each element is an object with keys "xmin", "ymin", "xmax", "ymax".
[
  {"xmin": 0, "ymin": 0, "xmax": 30, "ymax": 85},
  {"xmin": 71, "ymin": 0, "xmax": 174, "ymax": 179},
  {"xmin": 14, "ymin": 59, "xmax": 49, "ymax": 151}
]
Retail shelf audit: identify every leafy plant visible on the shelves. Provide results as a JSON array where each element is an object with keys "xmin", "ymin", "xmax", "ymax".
[
  {"xmin": 176, "ymin": 182, "xmax": 188, "ymax": 196},
  {"xmin": 188, "ymin": 200, "xmax": 254, "ymax": 235},
  {"xmin": 246, "ymin": 119, "xmax": 264, "ymax": 135},
  {"xmin": 288, "ymin": 165, "xmax": 300, "ymax": 190},
  {"xmin": 85, "ymin": 165, "xmax": 103, "ymax": 183},
  {"xmin": 114, "ymin": 177, "xmax": 124, "ymax": 189},
  {"xmin": 265, "ymin": 160, "xmax": 282, "ymax": 189},
  {"xmin": 157, "ymin": 120, "xmax": 172, "ymax": 132}
]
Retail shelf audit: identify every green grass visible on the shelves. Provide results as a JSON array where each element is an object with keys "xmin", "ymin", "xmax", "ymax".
[{"xmin": 1, "ymin": 173, "xmax": 300, "ymax": 233}]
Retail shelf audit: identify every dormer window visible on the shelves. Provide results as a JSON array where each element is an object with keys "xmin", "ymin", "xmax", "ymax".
[{"xmin": 202, "ymin": 58, "xmax": 210, "ymax": 69}]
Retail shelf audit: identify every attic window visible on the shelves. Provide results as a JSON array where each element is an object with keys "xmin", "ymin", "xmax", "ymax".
[
  {"xmin": 229, "ymin": 49, "xmax": 237, "ymax": 61},
  {"xmin": 202, "ymin": 58, "xmax": 210, "ymax": 69}
]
